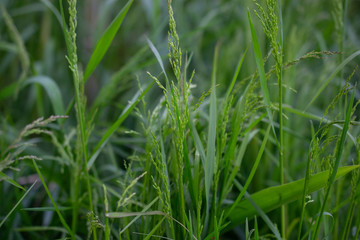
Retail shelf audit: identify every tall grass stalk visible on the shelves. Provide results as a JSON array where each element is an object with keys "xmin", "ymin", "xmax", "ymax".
[
  {"xmin": 61, "ymin": 0, "xmax": 94, "ymax": 238},
  {"xmin": 253, "ymin": 0, "xmax": 285, "ymax": 236}
]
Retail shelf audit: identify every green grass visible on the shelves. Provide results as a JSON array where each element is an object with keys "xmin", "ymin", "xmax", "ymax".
[{"xmin": 1, "ymin": 0, "xmax": 360, "ymax": 239}]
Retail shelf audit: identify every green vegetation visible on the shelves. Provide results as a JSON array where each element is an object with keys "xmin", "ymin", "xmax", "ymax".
[{"xmin": 1, "ymin": 0, "xmax": 360, "ymax": 239}]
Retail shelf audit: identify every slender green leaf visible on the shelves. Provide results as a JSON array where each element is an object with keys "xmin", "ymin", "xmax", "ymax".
[
  {"xmin": 0, "ymin": 171, "xmax": 25, "ymax": 191},
  {"xmin": 223, "ymin": 129, "xmax": 258, "ymax": 201},
  {"xmin": 107, "ymin": 210, "xmax": 198, "ymax": 240},
  {"xmin": 22, "ymin": 76, "xmax": 65, "ymax": 116},
  {"xmin": 1, "ymin": 5, "xmax": 30, "ymax": 95},
  {"xmin": 226, "ymin": 125, "xmax": 271, "ymax": 219},
  {"xmin": 84, "ymin": 0, "xmax": 134, "ymax": 81},
  {"xmin": 87, "ymin": 81, "xmax": 154, "ymax": 170},
  {"xmin": 254, "ymin": 216, "xmax": 259, "ymax": 240},
  {"xmin": 143, "ymin": 217, "xmax": 166, "ymax": 240},
  {"xmin": 248, "ymin": 11, "xmax": 278, "ymax": 146},
  {"xmin": 16, "ymin": 226, "xmax": 69, "ymax": 233},
  {"xmin": 224, "ymin": 48, "xmax": 247, "ymax": 101},
  {"xmin": 146, "ymin": 37, "xmax": 169, "ymax": 84},
  {"xmin": 21, "ymin": 206, "xmax": 72, "ymax": 211},
  {"xmin": 120, "ymin": 197, "xmax": 158, "ymax": 234},
  {"xmin": 189, "ymin": 113, "xmax": 206, "ymax": 166},
  {"xmin": 0, "ymin": 181, "xmax": 36, "ymax": 228},
  {"xmin": 305, "ymin": 50, "xmax": 360, "ymax": 110},
  {"xmin": 40, "ymin": 0, "xmax": 63, "ymax": 28},
  {"xmin": 312, "ymin": 90, "xmax": 355, "ymax": 239},
  {"xmin": 32, "ymin": 159, "xmax": 73, "ymax": 238},
  {"xmin": 227, "ymin": 165, "xmax": 359, "ymax": 227},
  {"xmin": 233, "ymin": 180, "xmax": 282, "ymax": 239},
  {"xmin": 59, "ymin": 0, "xmax": 71, "ymax": 58},
  {"xmin": 203, "ymin": 222, "xmax": 230, "ymax": 240},
  {"xmin": 204, "ymin": 43, "xmax": 219, "ymax": 227},
  {"xmin": 248, "ymin": 12, "xmax": 271, "ymax": 121}
]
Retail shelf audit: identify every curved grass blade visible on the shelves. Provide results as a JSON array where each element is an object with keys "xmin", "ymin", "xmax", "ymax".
[
  {"xmin": 0, "ymin": 181, "xmax": 36, "ymax": 228},
  {"xmin": 40, "ymin": 0, "xmax": 63, "ymax": 28},
  {"xmin": 305, "ymin": 50, "xmax": 360, "ymax": 111},
  {"xmin": 146, "ymin": 37, "xmax": 169, "ymax": 84},
  {"xmin": 87, "ymin": 80, "xmax": 154, "ymax": 170},
  {"xmin": 84, "ymin": 0, "xmax": 134, "ymax": 81},
  {"xmin": 32, "ymin": 159, "xmax": 73, "ymax": 238},
  {"xmin": 226, "ymin": 165, "xmax": 359, "ymax": 228},
  {"xmin": 22, "ymin": 76, "xmax": 65, "ymax": 116},
  {"xmin": 0, "ymin": 171, "xmax": 25, "ymax": 191}
]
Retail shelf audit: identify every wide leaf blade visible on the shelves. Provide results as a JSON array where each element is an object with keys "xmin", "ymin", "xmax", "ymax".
[{"xmin": 227, "ymin": 165, "xmax": 359, "ymax": 228}]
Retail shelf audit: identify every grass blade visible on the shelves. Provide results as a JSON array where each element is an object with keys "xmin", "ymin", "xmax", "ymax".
[
  {"xmin": 226, "ymin": 165, "xmax": 359, "ymax": 228},
  {"xmin": 0, "ymin": 181, "xmax": 36, "ymax": 228},
  {"xmin": 59, "ymin": 0, "xmax": 71, "ymax": 59},
  {"xmin": 32, "ymin": 159, "xmax": 73, "ymax": 238},
  {"xmin": 84, "ymin": 0, "xmax": 134, "ymax": 81},
  {"xmin": 226, "ymin": 124, "xmax": 271, "ymax": 219},
  {"xmin": 21, "ymin": 206, "xmax": 72, "ymax": 211},
  {"xmin": 305, "ymin": 50, "xmax": 360, "ymax": 110},
  {"xmin": 189, "ymin": 112, "xmax": 206, "ymax": 167},
  {"xmin": 143, "ymin": 217, "xmax": 166, "ymax": 240},
  {"xmin": 224, "ymin": 48, "xmax": 247, "ymax": 101},
  {"xmin": 87, "ymin": 81, "xmax": 154, "ymax": 170},
  {"xmin": 312, "ymin": 89, "xmax": 355, "ymax": 239},
  {"xmin": 22, "ymin": 76, "xmax": 65, "ymax": 116},
  {"xmin": 107, "ymin": 210, "xmax": 198, "ymax": 240},
  {"xmin": 40, "ymin": 0, "xmax": 63, "ymax": 28},
  {"xmin": 233, "ymin": 180, "xmax": 282, "ymax": 240},
  {"xmin": 204, "ymin": 43, "xmax": 219, "ymax": 229},
  {"xmin": 0, "ymin": 4, "xmax": 30, "ymax": 95},
  {"xmin": 0, "ymin": 171, "xmax": 26, "ymax": 191},
  {"xmin": 120, "ymin": 197, "xmax": 158, "ymax": 234},
  {"xmin": 146, "ymin": 37, "xmax": 169, "ymax": 84},
  {"xmin": 248, "ymin": 11, "xmax": 278, "ymax": 146}
]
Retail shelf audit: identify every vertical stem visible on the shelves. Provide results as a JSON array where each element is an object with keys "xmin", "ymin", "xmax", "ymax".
[
  {"xmin": 279, "ymin": 68, "xmax": 285, "ymax": 240},
  {"xmin": 64, "ymin": 0, "xmax": 96, "ymax": 238},
  {"xmin": 277, "ymin": 0, "xmax": 285, "ymax": 237}
]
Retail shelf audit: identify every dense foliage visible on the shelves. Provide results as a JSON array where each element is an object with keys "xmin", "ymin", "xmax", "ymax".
[{"xmin": 1, "ymin": 0, "xmax": 360, "ymax": 239}]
